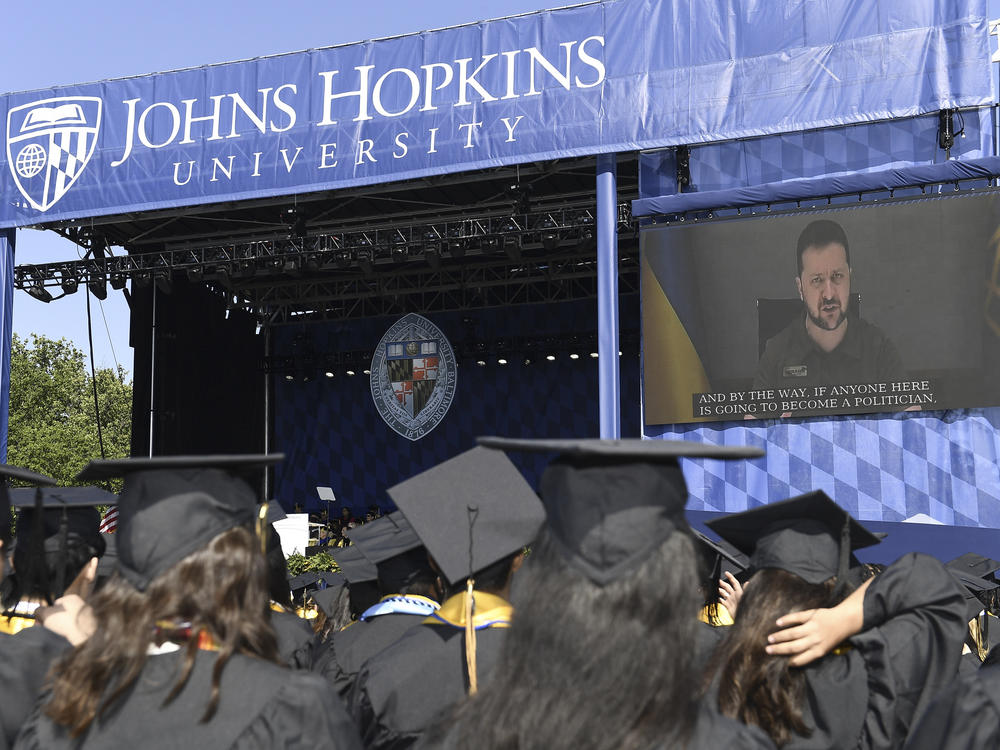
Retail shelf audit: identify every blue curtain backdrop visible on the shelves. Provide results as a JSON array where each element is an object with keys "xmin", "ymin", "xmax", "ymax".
[{"xmin": 271, "ymin": 298, "xmax": 641, "ymax": 513}]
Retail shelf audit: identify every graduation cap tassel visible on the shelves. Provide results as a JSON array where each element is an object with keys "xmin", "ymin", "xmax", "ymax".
[
  {"xmin": 256, "ymin": 502, "xmax": 270, "ymax": 556},
  {"xmin": 465, "ymin": 504, "xmax": 479, "ymax": 696},
  {"xmin": 465, "ymin": 577, "xmax": 478, "ymax": 695},
  {"xmin": 53, "ymin": 507, "xmax": 69, "ymax": 603},
  {"xmin": 834, "ymin": 514, "xmax": 851, "ymax": 600}
]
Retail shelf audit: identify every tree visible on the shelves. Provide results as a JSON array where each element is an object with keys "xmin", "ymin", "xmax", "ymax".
[{"xmin": 7, "ymin": 334, "xmax": 131, "ymax": 486}]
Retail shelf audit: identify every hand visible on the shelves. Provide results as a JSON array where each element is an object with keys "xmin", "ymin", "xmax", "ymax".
[
  {"xmin": 718, "ymin": 572, "xmax": 745, "ymax": 619},
  {"xmin": 36, "ymin": 594, "xmax": 96, "ymax": 646}
]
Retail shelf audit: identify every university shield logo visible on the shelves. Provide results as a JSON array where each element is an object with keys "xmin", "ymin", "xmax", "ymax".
[
  {"xmin": 6, "ymin": 96, "xmax": 102, "ymax": 212},
  {"xmin": 371, "ymin": 313, "xmax": 457, "ymax": 441}
]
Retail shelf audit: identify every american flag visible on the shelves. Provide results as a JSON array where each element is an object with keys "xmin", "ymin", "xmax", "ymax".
[{"xmin": 99, "ymin": 506, "xmax": 119, "ymax": 533}]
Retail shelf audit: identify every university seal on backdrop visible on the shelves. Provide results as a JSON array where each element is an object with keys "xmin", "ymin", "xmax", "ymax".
[
  {"xmin": 6, "ymin": 96, "xmax": 102, "ymax": 212},
  {"xmin": 371, "ymin": 313, "xmax": 457, "ymax": 441}
]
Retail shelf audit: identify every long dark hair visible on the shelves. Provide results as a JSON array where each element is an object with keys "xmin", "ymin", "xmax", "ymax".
[
  {"xmin": 706, "ymin": 568, "xmax": 839, "ymax": 747},
  {"xmin": 45, "ymin": 525, "xmax": 279, "ymax": 737},
  {"xmin": 426, "ymin": 527, "xmax": 701, "ymax": 750}
]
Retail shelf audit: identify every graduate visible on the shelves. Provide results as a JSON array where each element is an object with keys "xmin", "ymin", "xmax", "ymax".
[
  {"xmin": 422, "ymin": 437, "xmax": 774, "ymax": 750},
  {"xmin": 944, "ymin": 552, "xmax": 1000, "ymax": 674},
  {"xmin": 13, "ymin": 454, "xmax": 361, "ymax": 750},
  {"xmin": 0, "ymin": 481, "xmax": 114, "ymax": 750},
  {"xmin": 311, "ymin": 572, "xmax": 351, "ymax": 641},
  {"xmin": 903, "ymin": 636, "xmax": 1000, "ymax": 748},
  {"xmin": 705, "ymin": 491, "xmax": 967, "ymax": 749},
  {"xmin": 349, "ymin": 446, "xmax": 545, "ymax": 750},
  {"xmin": 332, "ymin": 544, "xmax": 381, "ymax": 621},
  {"xmin": 262, "ymin": 503, "xmax": 315, "ymax": 669},
  {"xmin": 314, "ymin": 512, "xmax": 440, "ymax": 699}
]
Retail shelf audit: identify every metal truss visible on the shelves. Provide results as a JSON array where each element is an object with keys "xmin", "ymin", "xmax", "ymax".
[{"xmin": 15, "ymin": 203, "xmax": 638, "ymax": 323}]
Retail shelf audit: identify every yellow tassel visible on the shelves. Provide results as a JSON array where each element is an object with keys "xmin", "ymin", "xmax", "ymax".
[
  {"xmin": 465, "ymin": 578, "xmax": 478, "ymax": 695},
  {"xmin": 256, "ymin": 502, "xmax": 270, "ymax": 556}
]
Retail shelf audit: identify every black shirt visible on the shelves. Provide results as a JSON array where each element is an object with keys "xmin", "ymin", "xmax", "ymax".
[{"xmin": 753, "ymin": 314, "xmax": 904, "ymax": 391}]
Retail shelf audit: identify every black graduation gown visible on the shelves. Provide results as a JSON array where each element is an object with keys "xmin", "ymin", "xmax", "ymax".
[
  {"xmin": 903, "ymin": 661, "xmax": 1000, "ymax": 750},
  {"xmin": 695, "ymin": 621, "xmax": 726, "ymax": 671},
  {"xmin": 315, "ymin": 612, "xmax": 427, "ymax": 699},
  {"xmin": 424, "ymin": 697, "xmax": 775, "ymax": 750},
  {"xmin": 270, "ymin": 606, "xmax": 315, "ymax": 669},
  {"xmin": 14, "ymin": 649, "xmax": 363, "ymax": 750},
  {"xmin": 682, "ymin": 702, "xmax": 777, "ymax": 749},
  {"xmin": 0, "ymin": 626, "xmax": 71, "ymax": 749},
  {"xmin": 779, "ymin": 552, "xmax": 965, "ymax": 750},
  {"xmin": 350, "ymin": 617, "xmax": 507, "ymax": 750}
]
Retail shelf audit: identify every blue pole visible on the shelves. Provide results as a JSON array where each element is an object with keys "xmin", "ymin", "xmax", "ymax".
[{"xmin": 596, "ymin": 153, "xmax": 620, "ymax": 438}]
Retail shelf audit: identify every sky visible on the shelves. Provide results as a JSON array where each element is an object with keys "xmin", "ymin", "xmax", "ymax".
[{"xmin": 2, "ymin": 0, "xmax": 568, "ymax": 374}]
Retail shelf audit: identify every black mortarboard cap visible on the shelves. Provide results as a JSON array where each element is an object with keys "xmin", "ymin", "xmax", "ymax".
[
  {"xmin": 75, "ymin": 454, "xmax": 284, "ymax": 591},
  {"xmin": 10, "ymin": 484, "xmax": 109, "ymax": 603},
  {"xmin": 332, "ymin": 545, "xmax": 378, "ymax": 583},
  {"xmin": 706, "ymin": 491, "xmax": 881, "ymax": 585},
  {"xmin": 947, "ymin": 553, "xmax": 1000, "ymax": 621},
  {"xmin": 478, "ymin": 437, "xmax": 762, "ymax": 586},
  {"xmin": 266, "ymin": 502, "xmax": 287, "ymax": 525},
  {"xmin": 310, "ymin": 574, "xmax": 347, "ymax": 618},
  {"xmin": 345, "ymin": 512, "xmax": 422, "ymax": 565},
  {"xmin": 693, "ymin": 530, "xmax": 749, "ymax": 580},
  {"xmin": 388, "ymin": 446, "xmax": 545, "ymax": 586},
  {"xmin": 287, "ymin": 570, "xmax": 323, "ymax": 593},
  {"xmin": 96, "ymin": 532, "xmax": 118, "ymax": 581},
  {"xmin": 0, "ymin": 465, "xmax": 57, "ymax": 544},
  {"xmin": 9, "ymin": 486, "xmax": 118, "ymax": 509}
]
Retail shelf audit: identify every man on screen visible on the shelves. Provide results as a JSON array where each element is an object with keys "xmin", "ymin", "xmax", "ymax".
[{"xmin": 753, "ymin": 219, "xmax": 904, "ymax": 391}]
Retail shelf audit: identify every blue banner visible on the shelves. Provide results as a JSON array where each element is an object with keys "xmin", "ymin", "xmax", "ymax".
[
  {"xmin": 0, "ymin": 230, "xmax": 12, "ymax": 461},
  {"xmin": 0, "ymin": 0, "xmax": 990, "ymax": 228}
]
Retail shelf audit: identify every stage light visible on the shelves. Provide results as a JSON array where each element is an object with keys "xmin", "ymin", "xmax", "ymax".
[
  {"xmin": 357, "ymin": 249, "xmax": 374, "ymax": 275},
  {"xmin": 502, "ymin": 233, "xmax": 522, "ymax": 262},
  {"xmin": 522, "ymin": 356, "xmax": 532, "ymax": 365},
  {"xmin": 445, "ymin": 227, "xmax": 467, "ymax": 258},
  {"xmin": 569, "ymin": 353, "xmax": 580, "ymax": 360},
  {"xmin": 476, "ymin": 359, "xmax": 487, "ymax": 367},
  {"xmin": 154, "ymin": 270, "xmax": 172, "ymax": 294},
  {"xmin": 325, "ymin": 370, "xmax": 334, "ymax": 378},
  {"xmin": 589, "ymin": 351, "xmax": 599, "ymax": 358},
  {"xmin": 346, "ymin": 369, "xmax": 356, "ymax": 376},
  {"xmin": 26, "ymin": 281, "xmax": 53, "ymax": 303},
  {"xmin": 546, "ymin": 354, "xmax": 556, "ymax": 361},
  {"xmin": 110, "ymin": 273, "xmax": 128, "ymax": 290},
  {"xmin": 60, "ymin": 270, "xmax": 79, "ymax": 295},
  {"xmin": 540, "ymin": 218, "xmax": 561, "ymax": 251},
  {"xmin": 497, "ymin": 357, "xmax": 508, "ymax": 365},
  {"xmin": 186, "ymin": 267, "xmax": 204, "ymax": 283},
  {"xmin": 285, "ymin": 374, "xmax": 294, "ymax": 381},
  {"xmin": 255, "ymin": 321, "xmax": 264, "ymax": 336},
  {"xmin": 423, "ymin": 245, "xmax": 441, "ymax": 270},
  {"xmin": 363, "ymin": 368, "xmax": 371, "ymax": 375},
  {"xmin": 88, "ymin": 275, "xmax": 108, "ymax": 300}
]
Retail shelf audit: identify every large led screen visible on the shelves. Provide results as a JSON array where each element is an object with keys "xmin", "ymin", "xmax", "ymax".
[{"xmin": 641, "ymin": 192, "xmax": 1000, "ymax": 425}]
